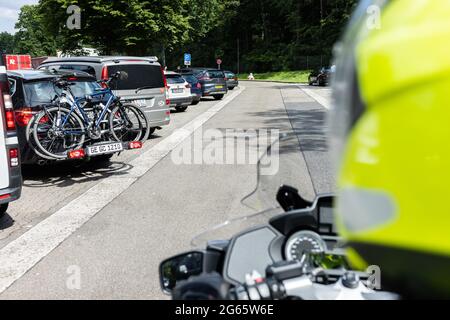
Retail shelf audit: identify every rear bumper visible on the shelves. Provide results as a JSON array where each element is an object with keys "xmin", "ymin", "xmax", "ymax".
[
  {"xmin": 202, "ymin": 86, "xmax": 228, "ymax": 96},
  {"xmin": 0, "ymin": 155, "xmax": 22, "ymax": 205},
  {"xmin": 139, "ymin": 106, "xmax": 171, "ymax": 128},
  {"xmin": 169, "ymin": 96, "xmax": 193, "ymax": 107},
  {"xmin": 227, "ymin": 81, "xmax": 239, "ymax": 88},
  {"xmin": 191, "ymin": 93, "xmax": 202, "ymax": 102}
]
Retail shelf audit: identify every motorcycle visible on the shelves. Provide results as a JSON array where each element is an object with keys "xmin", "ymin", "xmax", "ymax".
[{"xmin": 159, "ymin": 134, "xmax": 398, "ymax": 300}]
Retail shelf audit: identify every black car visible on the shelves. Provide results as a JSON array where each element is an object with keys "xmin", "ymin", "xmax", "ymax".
[
  {"xmin": 180, "ymin": 68, "xmax": 228, "ymax": 100},
  {"xmin": 7, "ymin": 69, "xmax": 101, "ymax": 164},
  {"xmin": 308, "ymin": 67, "xmax": 333, "ymax": 86}
]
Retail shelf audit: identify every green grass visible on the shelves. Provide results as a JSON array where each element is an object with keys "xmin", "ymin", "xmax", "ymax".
[{"xmin": 238, "ymin": 70, "xmax": 311, "ymax": 83}]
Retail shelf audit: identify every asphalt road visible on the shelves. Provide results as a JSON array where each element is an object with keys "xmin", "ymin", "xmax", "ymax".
[{"xmin": 0, "ymin": 82, "xmax": 333, "ymax": 299}]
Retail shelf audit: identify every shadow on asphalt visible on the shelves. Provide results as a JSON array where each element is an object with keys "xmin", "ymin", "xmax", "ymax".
[
  {"xmin": 21, "ymin": 159, "xmax": 134, "ymax": 188},
  {"xmin": 247, "ymin": 107, "xmax": 328, "ymax": 153}
]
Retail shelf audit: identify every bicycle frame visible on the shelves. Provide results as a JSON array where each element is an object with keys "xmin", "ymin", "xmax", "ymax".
[{"xmin": 57, "ymin": 86, "xmax": 117, "ymax": 135}]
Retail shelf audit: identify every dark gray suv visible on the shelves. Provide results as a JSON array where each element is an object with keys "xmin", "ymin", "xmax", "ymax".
[
  {"xmin": 180, "ymin": 68, "xmax": 228, "ymax": 100},
  {"xmin": 39, "ymin": 56, "xmax": 170, "ymax": 135}
]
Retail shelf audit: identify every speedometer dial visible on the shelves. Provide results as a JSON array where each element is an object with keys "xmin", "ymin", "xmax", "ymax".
[{"xmin": 285, "ymin": 230, "xmax": 327, "ymax": 261}]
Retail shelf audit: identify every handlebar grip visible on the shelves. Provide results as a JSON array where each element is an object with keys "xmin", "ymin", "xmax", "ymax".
[{"xmin": 231, "ymin": 278, "xmax": 286, "ymax": 300}]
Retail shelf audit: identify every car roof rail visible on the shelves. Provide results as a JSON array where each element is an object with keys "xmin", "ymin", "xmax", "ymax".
[{"xmin": 144, "ymin": 56, "xmax": 159, "ymax": 62}]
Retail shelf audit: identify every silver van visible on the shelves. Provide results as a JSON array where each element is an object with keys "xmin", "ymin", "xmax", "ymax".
[
  {"xmin": 39, "ymin": 56, "xmax": 170, "ymax": 135},
  {"xmin": 0, "ymin": 64, "xmax": 22, "ymax": 217}
]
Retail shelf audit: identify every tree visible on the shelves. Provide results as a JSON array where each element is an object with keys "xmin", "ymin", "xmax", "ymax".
[
  {"xmin": 12, "ymin": 0, "xmax": 357, "ymax": 71},
  {"xmin": 14, "ymin": 5, "xmax": 58, "ymax": 56},
  {"xmin": 39, "ymin": 0, "xmax": 200, "ymax": 56},
  {"xmin": 0, "ymin": 32, "xmax": 16, "ymax": 54}
]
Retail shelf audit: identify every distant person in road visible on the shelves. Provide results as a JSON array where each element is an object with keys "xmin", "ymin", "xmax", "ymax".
[{"xmin": 248, "ymin": 73, "xmax": 255, "ymax": 81}]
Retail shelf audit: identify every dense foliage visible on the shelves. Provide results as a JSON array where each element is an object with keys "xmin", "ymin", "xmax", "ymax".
[{"xmin": 0, "ymin": 0, "xmax": 357, "ymax": 72}]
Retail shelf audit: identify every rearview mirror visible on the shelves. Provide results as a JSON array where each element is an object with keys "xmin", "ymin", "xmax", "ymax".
[
  {"xmin": 276, "ymin": 185, "xmax": 312, "ymax": 212},
  {"xmin": 159, "ymin": 251, "xmax": 204, "ymax": 294}
]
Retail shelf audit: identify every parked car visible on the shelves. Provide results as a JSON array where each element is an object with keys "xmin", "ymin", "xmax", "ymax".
[
  {"xmin": 164, "ymin": 71, "xmax": 193, "ymax": 112},
  {"xmin": 38, "ymin": 56, "xmax": 170, "ymax": 136},
  {"xmin": 180, "ymin": 68, "xmax": 228, "ymax": 100},
  {"xmin": 0, "ymin": 63, "xmax": 22, "ymax": 217},
  {"xmin": 181, "ymin": 74, "xmax": 202, "ymax": 105},
  {"xmin": 224, "ymin": 71, "xmax": 239, "ymax": 90},
  {"xmin": 7, "ymin": 69, "xmax": 104, "ymax": 165},
  {"xmin": 308, "ymin": 67, "xmax": 332, "ymax": 86}
]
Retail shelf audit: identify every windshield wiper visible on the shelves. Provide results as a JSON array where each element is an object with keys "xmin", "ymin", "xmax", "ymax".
[{"xmin": 135, "ymin": 86, "xmax": 154, "ymax": 93}]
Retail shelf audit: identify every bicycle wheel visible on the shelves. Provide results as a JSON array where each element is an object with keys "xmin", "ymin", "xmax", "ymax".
[
  {"xmin": 25, "ymin": 112, "xmax": 58, "ymax": 160},
  {"xmin": 129, "ymin": 104, "xmax": 150, "ymax": 141},
  {"xmin": 32, "ymin": 106, "xmax": 86, "ymax": 159},
  {"xmin": 108, "ymin": 104, "xmax": 147, "ymax": 142}
]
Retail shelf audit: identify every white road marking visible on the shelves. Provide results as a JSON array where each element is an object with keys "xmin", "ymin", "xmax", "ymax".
[
  {"xmin": 0, "ymin": 86, "xmax": 246, "ymax": 294},
  {"xmin": 300, "ymin": 86, "xmax": 332, "ymax": 110}
]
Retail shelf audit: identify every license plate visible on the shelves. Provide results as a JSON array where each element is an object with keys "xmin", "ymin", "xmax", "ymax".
[
  {"xmin": 87, "ymin": 143, "xmax": 123, "ymax": 156},
  {"xmin": 310, "ymin": 77, "xmax": 317, "ymax": 81},
  {"xmin": 133, "ymin": 99, "xmax": 147, "ymax": 107},
  {"xmin": 215, "ymin": 85, "xmax": 224, "ymax": 89},
  {"xmin": 172, "ymin": 88, "xmax": 183, "ymax": 93}
]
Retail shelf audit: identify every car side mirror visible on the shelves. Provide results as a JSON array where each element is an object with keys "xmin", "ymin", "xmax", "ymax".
[
  {"xmin": 159, "ymin": 251, "xmax": 204, "ymax": 294},
  {"xmin": 276, "ymin": 185, "xmax": 312, "ymax": 212}
]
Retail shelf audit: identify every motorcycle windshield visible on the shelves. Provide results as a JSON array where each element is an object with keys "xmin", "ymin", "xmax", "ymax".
[{"xmin": 191, "ymin": 133, "xmax": 314, "ymax": 247}]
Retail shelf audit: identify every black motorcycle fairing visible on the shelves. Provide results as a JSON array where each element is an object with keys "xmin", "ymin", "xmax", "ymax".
[
  {"xmin": 222, "ymin": 225, "xmax": 283, "ymax": 286},
  {"xmin": 270, "ymin": 194, "xmax": 336, "ymax": 236}
]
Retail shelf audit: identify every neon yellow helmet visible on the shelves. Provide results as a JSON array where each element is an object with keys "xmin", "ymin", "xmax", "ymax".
[{"xmin": 331, "ymin": 0, "xmax": 450, "ymax": 298}]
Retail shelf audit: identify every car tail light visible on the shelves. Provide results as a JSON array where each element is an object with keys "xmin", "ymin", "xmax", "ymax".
[
  {"xmin": 166, "ymin": 98, "xmax": 170, "ymax": 106},
  {"xmin": 161, "ymin": 67, "xmax": 168, "ymax": 89},
  {"xmin": 196, "ymin": 83, "xmax": 202, "ymax": 89},
  {"xmin": 129, "ymin": 141, "xmax": 143, "ymax": 149},
  {"xmin": 234, "ymin": 77, "xmax": 238, "ymax": 81},
  {"xmin": 2, "ymin": 93, "xmax": 16, "ymax": 132},
  {"xmin": 185, "ymin": 83, "xmax": 191, "ymax": 89},
  {"xmin": 68, "ymin": 149, "xmax": 85, "ymax": 159},
  {"xmin": 15, "ymin": 108, "xmax": 33, "ymax": 126},
  {"xmin": 0, "ymin": 194, "xmax": 11, "ymax": 200},
  {"xmin": 15, "ymin": 108, "xmax": 48, "ymax": 126},
  {"xmin": 165, "ymin": 110, "xmax": 170, "ymax": 116},
  {"xmin": 9, "ymin": 148, "xmax": 19, "ymax": 167},
  {"xmin": 100, "ymin": 66, "xmax": 109, "ymax": 88}
]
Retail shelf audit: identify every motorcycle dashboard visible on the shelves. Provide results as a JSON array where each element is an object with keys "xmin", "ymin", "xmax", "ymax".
[{"xmin": 222, "ymin": 195, "xmax": 346, "ymax": 286}]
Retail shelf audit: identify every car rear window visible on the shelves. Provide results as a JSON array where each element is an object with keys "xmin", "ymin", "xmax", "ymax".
[
  {"xmin": 23, "ymin": 80, "xmax": 101, "ymax": 107},
  {"xmin": 225, "ymin": 72, "xmax": 235, "ymax": 78},
  {"xmin": 207, "ymin": 70, "xmax": 225, "ymax": 79},
  {"xmin": 183, "ymin": 75, "xmax": 198, "ymax": 83},
  {"xmin": 166, "ymin": 74, "xmax": 185, "ymax": 84},
  {"xmin": 59, "ymin": 64, "xmax": 97, "ymax": 77},
  {"xmin": 107, "ymin": 64, "xmax": 164, "ymax": 90}
]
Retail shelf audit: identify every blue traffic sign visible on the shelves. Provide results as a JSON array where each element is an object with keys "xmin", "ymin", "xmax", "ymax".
[{"xmin": 184, "ymin": 53, "xmax": 191, "ymax": 66}]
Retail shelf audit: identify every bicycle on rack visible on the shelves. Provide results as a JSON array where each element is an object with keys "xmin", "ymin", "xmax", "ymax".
[{"xmin": 28, "ymin": 71, "xmax": 149, "ymax": 160}]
